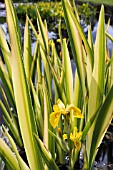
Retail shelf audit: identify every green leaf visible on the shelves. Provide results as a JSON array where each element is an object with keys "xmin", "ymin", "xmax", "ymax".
[
  {"xmin": 27, "ymin": 15, "xmax": 38, "ymax": 39},
  {"xmin": 39, "ymin": 43, "xmax": 52, "ymax": 98},
  {"xmin": 0, "ymin": 101, "xmax": 23, "ymax": 147},
  {"xmin": 47, "ymin": 56, "xmax": 67, "ymax": 104},
  {"xmin": 62, "ymin": 39, "xmax": 73, "ymax": 103},
  {"xmin": 89, "ymin": 85, "xmax": 113, "ymax": 168},
  {"xmin": 81, "ymin": 106, "xmax": 100, "ymax": 142},
  {"xmin": 87, "ymin": 5, "xmax": 105, "ymax": 161},
  {"xmin": 0, "ymin": 27, "xmax": 11, "ymax": 79},
  {"xmin": 62, "ymin": 0, "xmax": 86, "ymax": 99},
  {"xmin": 36, "ymin": 7, "xmax": 48, "ymax": 53},
  {"xmin": 2, "ymin": 125, "xmax": 30, "ymax": 170},
  {"xmin": 0, "ymin": 138, "xmax": 20, "ymax": 170},
  {"xmin": 42, "ymin": 79, "xmax": 55, "ymax": 159},
  {"xmin": 4, "ymin": 0, "xmax": 44, "ymax": 169},
  {"xmin": 34, "ymin": 134, "xmax": 59, "ymax": 170},
  {"xmin": 106, "ymin": 32, "xmax": 113, "ymax": 42},
  {"xmin": 86, "ymin": 25, "xmax": 94, "ymax": 91},
  {"xmin": 0, "ymin": 60, "xmax": 15, "ymax": 110},
  {"xmin": 24, "ymin": 16, "xmax": 32, "ymax": 84},
  {"xmin": 30, "ymin": 41, "xmax": 39, "ymax": 82},
  {"xmin": 49, "ymin": 130, "xmax": 69, "ymax": 152},
  {"xmin": 30, "ymin": 80, "xmax": 43, "ymax": 138}
]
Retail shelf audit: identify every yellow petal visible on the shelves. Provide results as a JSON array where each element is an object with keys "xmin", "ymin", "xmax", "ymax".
[
  {"xmin": 74, "ymin": 139, "xmax": 81, "ymax": 151},
  {"xmin": 63, "ymin": 134, "xmax": 67, "ymax": 140},
  {"xmin": 49, "ymin": 111, "xmax": 61, "ymax": 128},
  {"xmin": 73, "ymin": 127, "xmax": 78, "ymax": 135},
  {"xmin": 57, "ymin": 99, "xmax": 65, "ymax": 109},
  {"xmin": 75, "ymin": 132, "xmax": 82, "ymax": 139},
  {"xmin": 53, "ymin": 105, "xmax": 60, "ymax": 111},
  {"xmin": 70, "ymin": 133, "xmax": 74, "ymax": 141},
  {"xmin": 57, "ymin": 39, "xmax": 61, "ymax": 43},
  {"xmin": 66, "ymin": 105, "xmax": 84, "ymax": 118}
]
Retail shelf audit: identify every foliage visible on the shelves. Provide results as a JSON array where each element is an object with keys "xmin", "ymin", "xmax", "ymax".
[
  {"xmin": 77, "ymin": 3, "xmax": 96, "ymax": 25},
  {"xmin": 0, "ymin": 0, "xmax": 113, "ymax": 169},
  {"xmin": 15, "ymin": 2, "xmax": 97, "ymax": 31},
  {"xmin": 62, "ymin": 0, "xmax": 113, "ymax": 169},
  {"xmin": 16, "ymin": 2, "xmax": 64, "ymax": 31},
  {"xmin": 77, "ymin": 0, "xmax": 113, "ymax": 6}
]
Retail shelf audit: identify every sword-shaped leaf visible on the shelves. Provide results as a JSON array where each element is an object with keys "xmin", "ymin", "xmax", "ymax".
[
  {"xmin": 62, "ymin": 0, "xmax": 86, "ymax": 99},
  {"xmin": 0, "ymin": 138, "xmax": 20, "ymax": 170},
  {"xmin": 0, "ymin": 101, "xmax": 23, "ymax": 147},
  {"xmin": 34, "ymin": 134, "xmax": 59, "ymax": 170},
  {"xmin": 62, "ymin": 39, "xmax": 73, "ymax": 103},
  {"xmin": 24, "ymin": 16, "xmax": 32, "ymax": 84},
  {"xmin": 2, "ymin": 126, "xmax": 30, "ymax": 170},
  {"xmin": 0, "ymin": 27, "xmax": 11, "ymax": 79},
  {"xmin": 36, "ymin": 7, "xmax": 48, "ymax": 53},
  {"xmin": 89, "ymin": 85, "xmax": 113, "ymax": 168},
  {"xmin": 4, "ymin": 0, "xmax": 44, "ymax": 169},
  {"xmin": 0, "ymin": 60, "xmax": 15, "ymax": 109},
  {"xmin": 87, "ymin": 6, "xmax": 105, "ymax": 161}
]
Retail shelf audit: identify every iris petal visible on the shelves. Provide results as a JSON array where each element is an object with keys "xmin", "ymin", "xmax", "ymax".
[
  {"xmin": 50, "ymin": 99, "xmax": 83, "ymax": 129},
  {"xmin": 57, "ymin": 99, "xmax": 65, "ymax": 109},
  {"xmin": 63, "ymin": 134, "xmax": 68, "ymax": 140},
  {"xmin": 73, "ymin": 127, "xmax": 78, "ymax": 134},
  {"xmin": 70, "ymin": 133, "xmax": 74, "ymax": 141},
  {"xmin": 75, "ymin": 132, "xmax": 82, "ymax": 139},
  {"xmin": 70, "ymin": 127, "xmax": 82, "ymax": 151},
  {"xmin": 74, "ymin": 139, "xmax": 81, "ymax": 151},
  {"xmin": 53, "ymin": 105, "xmax": 60, "ymax": 111},
  {"xmin": 66, "ymin": 104, "xmax": 84, "ymax": 118},
  {"xmin": 49, "ymin": 111, "xmax": 61, "ymax": 128}
]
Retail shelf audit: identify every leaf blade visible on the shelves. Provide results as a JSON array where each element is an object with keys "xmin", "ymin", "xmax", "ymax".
[{"xmin": 4, "ymin": 0, "xmax": 44, "ymax": 169}]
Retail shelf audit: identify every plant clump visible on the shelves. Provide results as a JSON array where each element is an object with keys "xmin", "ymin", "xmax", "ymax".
[{"xmin": 15, "ymin": 2, "xmax": 97, "ymax": 31}]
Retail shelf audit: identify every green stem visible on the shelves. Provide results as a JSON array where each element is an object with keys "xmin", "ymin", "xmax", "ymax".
[
  {"xmin": 82, "ymin": 146, "xmax": 88, "ymax": 170},
  {"xmin": 69, "ymin": 148, "xmax": 79, "ymax": 170}
]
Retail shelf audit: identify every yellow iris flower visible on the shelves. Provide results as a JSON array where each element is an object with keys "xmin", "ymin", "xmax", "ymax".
[
  {"xmin": 49, "ymin": 99, "xmax": 84, "ymax": 128},
  {"xmin": 73, "ymin": 139, "xmax": 81, "ymax": 151},
  {"xmin": 70, "ymin": 127, "xmax": 82, "ymax": 151},
  {"xmin": 63, "ymin": 134, "xmax": 68, "ymax": 140}
]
